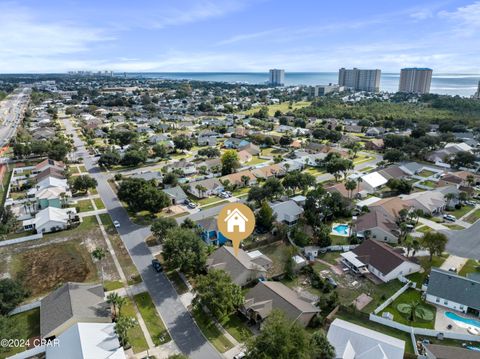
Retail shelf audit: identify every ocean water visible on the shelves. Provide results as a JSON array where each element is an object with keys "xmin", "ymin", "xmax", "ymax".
[{"xmin": 124, "ymin": 72, "xmax": 480, "ymax": 97}]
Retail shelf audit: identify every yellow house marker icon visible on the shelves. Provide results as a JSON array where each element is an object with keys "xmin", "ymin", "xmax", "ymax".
[{"xmin": 218, "ymin": 203, "xmax": 255, "ymax": 256}]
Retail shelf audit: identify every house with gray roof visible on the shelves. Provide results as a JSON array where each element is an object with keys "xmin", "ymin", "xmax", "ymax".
[
  {"xmin": 240, "ymin": 281, "xmax": 320, "ymax": 327},
  {"xmin": 40, "ymin": 282, "xmax": 110, "ymax": 339},
  {"xmin": 426, "ymin": 268, "xmax": 480, "ymax": 317},
  {"xmin": 270, "ymin": 200, "xmax": 304, "ymax": 225},
  {"xmin": 207, "ymin": 246, "xmax": 272, "ymax": 286},
  {"xmin": 162, "ymin": 185, "xmax": 188, "ymax": 205}
]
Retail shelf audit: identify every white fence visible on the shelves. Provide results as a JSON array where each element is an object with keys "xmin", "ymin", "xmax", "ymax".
[
  {"xmin": 0, "ymin": 233, "xmax": 43, "ymax": 248},
  {"xmin": 370, "ymin": 314, "xmax": 480, "ymax": 342},
  {"xmin": 373, "ymin": 281, "xmax": 412, "ymax": 315}
]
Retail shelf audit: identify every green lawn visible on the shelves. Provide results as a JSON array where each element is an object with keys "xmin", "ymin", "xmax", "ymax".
[
  {"xmin": 380, "ymin": 289, "xmax": 436, "ymax": 329},
  {"xmin": 94, "ymin": 197, "xmax": 106, "ymax": 210},
  {"xmin": 445, "ymin": 205, "xmax": 474, "ymax": 219},
  {"xmin": 336, "ymin": 309, "xmax": 414, "ymax": 354},
  {"xmin": 418, "ymin": 170, "xmax": 436, "ymax": 178},
  {"xmin": 0, "ymin": 308, "xmax": 40, "ymax": 358},
  {"xmin": 303, "ymin": 167, "xmax": 325, "ymax": 176},
  {"xmin": 256, "ymin": 241, "xmax": 291, "ymax": 276},
  {"xmin": 317, "ymin": 251, "xmax": 341, "ymax": 265},
  {"xmin": 133, "ymin": 292, "xmax": 171, "ymax": 345},
  {"xmin": 353, "ymin": 154, "xmax": 374, "ymax": 165},
  {"xmin": 416, "ymin": 226, "xmax": 432, "ymax": 234},
  {"xmin": 103, "ymin": 280, "xmax": 124, "ymax": 291},
  {"xmin": 201, "ymin": 200, "xmax": 229, "ymax": 210},
  {"xmin": 232, "ymin": 187, "xmax": 250, "ymax": 197},
  {"xmin": 79, "ymin": 165, "xmax": 87, "ymax": 172},
  {"xmin": 76, "ymin": 199, "xmax": 94, "ymax": 212},
  {"xmin": 464, "ymin": 209, "xmax": 480, "ymax": 224},
  {"xmin": 99, "ymin": 213, "xmax": 142, "ymax": 285},
  {"xmin": 192, "ymin": 305, "xmax": 234, "ymax": 353},
  {"xmin": 247, "ymin": 157, "xmax": 268, "ymax": 166},
  {"xmin": 444, "ymin": 224, "xmax": 465, "ymax": 230},
  {"xmin": 458, "ymin": 259, "xmax": 480, "ymax": 277},
  {"xmin": 69, "ymin": 166, "xmax": 80, "ymax": 174},
  {"xmin": 261, "ymin": 147, "xmax": 287, "ymax": 157},
  {"xmin": 419, "ymin": 180, "xmax": 436, "ymax": 189},
  {"xmin": 406, "ymin": 255, "xmax": 447, "ymax": 287},
  {"xmin": 330, "ymin": 234, "xmax": 349, "ymax": 245},
  {"xmin": 122, "ymin": 297, "xmax": 149, "ymax": 353},
  {"xmin": 220, "ymin": 314, "xmax": 253, "ymax": 343}
]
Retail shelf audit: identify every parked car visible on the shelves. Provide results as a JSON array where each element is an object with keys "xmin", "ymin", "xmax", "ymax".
[
  {"xmin": 113, "ymin": 220, "xmax": 121, "ymax": 228},
  {"xmin": 151, "ymin": 259, "xmax": 163, "ymax": 272},
  {"xmin": 443, "ymin": 214, "xmax": 456, "ymax": 222},
  {"xmin": 465, "ymin": 201, "xmax": 476, "ymax": 206},
  {"xmin": 188, "ymin": 202, "xmax": 197, "ymax": 209},
  {"xmin": 233, "ymin": 352, "xmax": 245, "ymax": 359},
  {"xmin": 448, "ymin": 267, "xmax": 457, "ymax": 273}
]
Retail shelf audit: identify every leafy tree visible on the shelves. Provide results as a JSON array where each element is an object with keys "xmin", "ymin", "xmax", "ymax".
[
  {"xmin": 253, "ymin": 106, "xmax": 269, "ymax": 119},
  {"xmin": 283, "ymin": 172, "xmax": 316, "ymax": 195},
  {"xmin": 420, "ymin": 232, "xmax": 448, "ymax": 261},
  {"xmin": 121, "ymin": 149, "xmax": 147, "ymax": 166},
  {"xmin": 0, "ymin": 315, "xmax": 21, "ymax": 354},
  {"xmin": 195, "ymin": 269, "xmax": 244, "ymax": 319},
  {"xmin": 262, "ymin": 177, "xmax": 284, "ymax": 200},
  {"xmin": 173, "ymin": 134, "xmax": 193, "ymax": 152},
  {"xmin": 118, "ymin": 178, "xmax": 170, "ymax": 213},
  {"xmin": 386, "ymin": 178, "xmax": 412, "ymax": 194},
  {"xmin": 109, "ymin": 130, "xmax": 137, "ymax": 146},
  {"xmin": 71, "ymin": 174, "xmax": 97, "ymax": 193},
  {"xmin": 198, "ymin": 147, "xmax": 220, "ymax": 158},
  {"xmin": 256, "ymin": 201, "xmax": 275, "ymax": 231},
  {"xmin": 163, "ymin": 172, "xmax": 179, "ymax": 187},
  {"xmin": 162, "ymin": 228, "xmax": 207, "ymax": 274},
  {"xmin": 384, "ymin": 149, "xmax": 405, "ymax": 163},
  {"xmin": 167, "ymin": 355, "xmax": 188, "ymax": 359},
  {"xmin": 107, "ymin": 292, "xmax": 126, "ymax": 320},
  {"xmin": 245, "ymin": 310, "xmax": 313, "ymax": 359},
  {"xmin": 221, "ymin": 150, "xmax": 240, "ymax": 175},
  {"xmin": 0, "ymin": 279, "xmax": 27, "ymax": 315},
  {"xmin": 99, "ymin": 148, "xmax": 121, "ymax": 168},
  {"xmin": 284, "ymin": 255, "xmax": 296, "ymax": 280},
  {"xmin": 151, "ymin": 217, "xmax": 178, "ymax": 243},
  {"xmin": 313, "ymin": 224, "xmax": 331, "ymax": 247},
  {"xmin": 115, "ymin": 315, "xmax": 137, "ymax": 347},
  {"xmin": 279, "ymin": 135, "xmax": 293, "ymax": 146},
  {"xmin": 310, "ymin": 330, "xmax": 335, "ymax": 359},
  {"xmin": 450, "ymin": 151, "xmax": 476, "ymax": 168},
  {"xmin": 92, "ymin": 247, "xmax": 106, "ymax": 261},
  {"xmin": 153, "ymin": 143, "xmax": 169, "ymax": 158}
]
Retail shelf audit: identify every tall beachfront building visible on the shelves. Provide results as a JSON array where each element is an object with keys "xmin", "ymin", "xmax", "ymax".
[
  {"xmin": 338, "ymin": 68, "xmax": 381, "ymax": 92},
  {"xmin": 474, "ymin": 81, "xmax": 480, "ymax": 99},
  {"xmin": 269, "ymin": 69, "xmax": 285, "ymax": 86},
  {"xmin": 398, "ymin": 68, "xmax": 433, "ymax": 94}
]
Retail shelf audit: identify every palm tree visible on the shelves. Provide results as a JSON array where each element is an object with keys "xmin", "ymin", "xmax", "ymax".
[
  {"xmin": 467, "ymin": 174, "xmax": 475, "ymax": 187},
  {"xmin": 107, "ymin": 292, "xmax": 123, "ymax": 320},
  {"xmin": 445, "ymin": 192, "xmax": 456, "ymax": 208},
  {"xmin": 356, "ymin": 176, "xmax": 363, "ymax": 193},
  {"xmin": 115, "ymin": 316, "xmax": 137, "ymax": 347},
  {"xmin": 240, "ymin": 175, "xmax": 250, "ymax": 187},
  {"xmin": 345, "ymin": 179, "xmax": 357, "ymax": 199}
]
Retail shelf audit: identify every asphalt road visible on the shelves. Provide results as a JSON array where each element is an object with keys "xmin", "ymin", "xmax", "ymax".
[
  {"xmin": 0, "ymin": 88, "xmax": 30, "ymax": 147},
  {"xmin": 62, "ymin": 116, "xmax": 222, "ymax": 359},
  {"xmin": 442, "ymin": 220, "xmax": 480, "ymax": 260}
]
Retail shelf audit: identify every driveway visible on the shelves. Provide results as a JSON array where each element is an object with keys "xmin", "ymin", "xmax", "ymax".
[
  {"xmin": 441, "ymin": 220, "xmax": 480, "ymax": 260},
  {"xmin": 62, "ymin": 116, "xmax": 221, "ymax": 359}
]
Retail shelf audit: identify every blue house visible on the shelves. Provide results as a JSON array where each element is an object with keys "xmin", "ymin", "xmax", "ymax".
[
  {"xmin": 196, "ymin": 217, "xmax": 228, "ymax": 246},
  {"xmin": 224, "ymin": 138, "xmax": 250, "ymax": 149}
]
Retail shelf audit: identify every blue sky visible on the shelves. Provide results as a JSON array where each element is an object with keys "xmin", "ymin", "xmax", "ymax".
[{"xmin": 1, "ymin": 0, "xmax": 479, "ymax": 73}]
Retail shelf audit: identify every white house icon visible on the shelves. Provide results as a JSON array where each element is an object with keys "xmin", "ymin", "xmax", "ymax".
[{"xmin": 224, "ymin": 208, "xmax": 248, "ymax": 233}]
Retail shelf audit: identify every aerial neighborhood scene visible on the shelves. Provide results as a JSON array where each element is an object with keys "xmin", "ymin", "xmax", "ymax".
[{"xmin": 1, "ymin": 1, "xmax": 480, "ymax": 359}]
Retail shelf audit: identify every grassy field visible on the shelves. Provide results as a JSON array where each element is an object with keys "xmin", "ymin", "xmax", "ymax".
[
  {"xmin": 99, "ymin": 213, "xmax": 142, "ymax": 285},
  {"xmin": 133, "ymin": 292, "xmax": 171, "ymax": 345},
  {"xmin": 103, "ymin": 280, "xmax": 124, "ymax": 291},
  {"xmin": 256, "ymin": 241, "xmax": 290, "ymax": 276},
  {"xmin": 419, "ymin": 180, "xmax": 436, "ymax": 189},
  {"xmin": 76, "ymin": 199, "xmax": 94, "ymax": 212},
  {"xmin": 261, "ymin": 147, "xmax": 287, "ymax": 157},
  {"xmin": 10, "ymin": 240, "xmax": 98, "ymax": 298},
  {"xmin": 94, "ymin": 197, "xmax": 106, "ymax": 209},
  {"xmin": 352, "ymin": 154, "xmax": 374, "ymax": 166},
  {"xmin": 464, "ymin": 209, "xmax": 480, "ymax": 224},
  {"xmin": 0, "ymin": 308, "xmax": 40, "ymax": 358},
  {"xmin": 79, "ymin": 165, "xmax": 87, "ymax": 172},
  {"xmin": 122, "ymin": 297, "xmax": 149, "ymax": 353},
  {"xmin": 444, "ymin": 224, "xmax": 465, "ymax": 230},
  {"xmin": 247, "ymin": 157, "xmax": 268, "ymax": 166},
  {"xmin": 192, "ymin": 305, "xmax": 234, "ymax": 353},
  {"xmin": 406, "ymin": 255, "xmax": 447, "ymax": 287},
  {"xmin": 418, "ymin": 170, "xmax": 436, "ymax": 178},
  {"xmin": 458, "ymin": 259, "xmax": 480, "ymax": 277},
  {"xmin": 220, "ymin": 314, "xmax": 253, "ymax": 343},
  {"xmin": 445, "ymin": 205, "xmax": 474, "ymax": 219},
  {"xmin": 380, "ymin": 289, "xmax": 436, "ymax": 329},
  {"xmin": 317, "ymin": 251, "xmax": 341, "ymax": 265},
  {"xmin": 0, "ymin": 169, "xmax": 12, "ymax": 208},
  {"xmin": 201, "ymin": 200, "xmax": 229, "ymax": 210},
  {"xmin": 241, "ymin": 101, "xmax": 311, "ymax": 116},
  {"xmin": 303, "ymin": 167, "xmax": 325, "ymax": 176}
]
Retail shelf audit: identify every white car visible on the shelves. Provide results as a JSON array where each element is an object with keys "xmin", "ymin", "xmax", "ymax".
[
  {"xmin": 443, "ymin": 214, "xmax": 456, "ymax": 222},
  {"xmin": 113, "ymin": 220, "xmax": 121, "ymax": 228}
]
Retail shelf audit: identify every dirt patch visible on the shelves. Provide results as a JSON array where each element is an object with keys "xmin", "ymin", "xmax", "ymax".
[{"xmin": 12, "ymin": 242, "xmax": 98, "ymax": 297}]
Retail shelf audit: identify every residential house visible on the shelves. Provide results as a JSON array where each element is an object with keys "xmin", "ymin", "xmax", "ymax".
[
  {"xmin": 23, "ymin": 207, "xmax": 77, "ymax": 233},
  {"xmin": 187, "ymin": 178, "xmax": 224, "ymax": 198},
  {"xmin": 35, "ymin": 186, "xmax": 70, "ymax": 209},
  {"xmin": 34, "ymin": 167, "xmax": 65, "ymax": 182},
  {"xmin": 354, "ymin": 207, "xmax": 401, "ymax": 244},
  {"xmin": 40, "ymin": 282, "xmax": 110, "ymax": 339},
  {"xmin": 423, "ymin": 344, "xmax": 480, "ymax": 359},
  {"xmin": 426, "ymin": 268, "xmax": 480, "ymax": 317},
  {"xmin": 400, "ymin": 190, "xmax": 446, "ymax": 215},
  {"xmin": 252, "ymin": 164, "xmax": 286, "ymax": 179},
  {"xmin": 206, "ymin": 246, "xmax": 271, "ymax": 286},
  {"xmin": 241, "ymin": 281, "xmax": 320, "ymax": 327},
  {"xmin": 270, "ymin": 200, "xmax": 304, "ymax": 225},
  {"xmin": 237, "ymin": 150, "xmax": 253, "ymax": 164},
  {"xmin": 224, "ymin": 138, "xmax": 250, "ymax": 149},
  {"xmin": 162, "ymin": 186, "xmax": 188, "ymax": 205},
  {"xmin": 221, "ymin": 170, "xmax": 257, "ymax": 187},
  {"xmin": 365, "ymin": 127, "xmax": 385, "ymax": 137},
  {"xmin": 327, "ymin": 318, "xmax": 405, "ymax": 359},
  {"xmin": 149, "ymin": 134, "xmax": 170, "ymax": 144},
  {"xmin": 34, "ymin": 159, "xmax": 65, "ymax": 174},
  {"xmin": 364, "ymin": 138, "xmax": 384, "ymax": 151},
  {"xmin": 360, "ymin": 171, "xmax": 388, "ymax": 193},
  {"xmin": 46, "ymin": 322, "xmax": 126, "ymax": 359},
  {"xmin": 197, "ymin": 136, "xmax": 217, "ymax": 146},
  {"xmin": 341, "ymin": 239, "xmax": 420, "ymax": 282},
  {"xmin": 197, "ymin": 217, "xmax": 227, "ymax": 246},
  {"xmin": 239, "ymin": 143, "xmax": 261, "ymax": 156}
]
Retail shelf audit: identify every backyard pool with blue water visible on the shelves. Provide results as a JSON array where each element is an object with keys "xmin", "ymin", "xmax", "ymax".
[
  {"xmin": 332, "ymin": 224, "xmax": 350, "ymax": 236},
  {"xmin": 445, "ymin": 311, "xmax": 480, "ymax": 328}
]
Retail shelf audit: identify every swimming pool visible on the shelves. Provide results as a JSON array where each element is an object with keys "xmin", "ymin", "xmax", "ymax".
[
  {"xmin": 445, "ymin": 311, "xmax": 480, "ymax": 329},
  {"xmin": 332, "ymin": 224, "xmax": 350, "ymax": 236}
]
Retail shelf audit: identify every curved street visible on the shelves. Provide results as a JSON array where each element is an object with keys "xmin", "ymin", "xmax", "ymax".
[{"xmin": 441, "ymin": 220, "xmax": 480, "ymax": 260}]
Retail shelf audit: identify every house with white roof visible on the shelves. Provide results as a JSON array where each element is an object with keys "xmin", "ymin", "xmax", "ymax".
[
  {"xmin": 360, "ymin": 172, "xmax": 388, "ymax": 193},
  {"xmin": 23, "ymin": 207, "xmax": 76, "ymax": 233},
  {"xmin": 327, "ymin": 318, "xmax": 405, "ymax": 359}
]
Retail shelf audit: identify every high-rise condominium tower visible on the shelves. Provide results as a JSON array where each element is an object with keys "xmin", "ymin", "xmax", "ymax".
[
  {"xmin": 338, "ymin": 68, "xmax": 381, "ymax": 92},
  {"xmin": 269, "ymin": 69, "xmax": 285, "ymax": 86},
  {"xmin": 398, "ymin": 68, "xmax": 433, "ymax": 94}
]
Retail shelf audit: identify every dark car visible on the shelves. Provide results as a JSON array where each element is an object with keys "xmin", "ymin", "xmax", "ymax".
[
  {"xmin": 327, "ymin": 276, "xmax": 337, "ymax": 288},
  {"xmin": 151, "ymin": 259, "xmax": 163, "ymax": 272}
]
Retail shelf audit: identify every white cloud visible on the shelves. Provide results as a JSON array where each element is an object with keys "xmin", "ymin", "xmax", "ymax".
[
  {"xmin": 410, "ymin": 9, "xmax": 433, "ymax": 20},
  {"xmin": 438, "ymin": 1, "xmax": 480, "ymax": 34}
]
